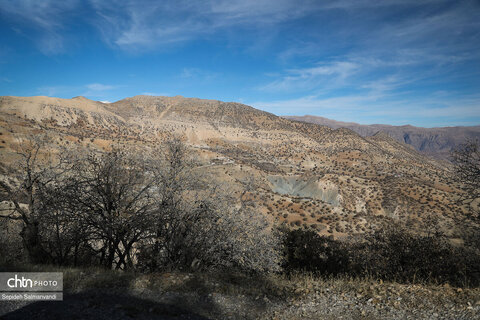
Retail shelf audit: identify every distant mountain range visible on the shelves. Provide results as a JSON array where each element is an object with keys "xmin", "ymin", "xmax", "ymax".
[{"xmin": 284, "ymin": 115, "xmax": 480, "ymax": 160}]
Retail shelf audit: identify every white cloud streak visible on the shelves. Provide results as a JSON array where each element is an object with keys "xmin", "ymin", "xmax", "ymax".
[
  {"xmin": 260, "ymin": 61, "xmax": 359, "ymax": 92},
  {"xmin": 2, "ymin": 0, "xmax": 478, "ymax": 56},
  {"xmin": 0, "ymin": 0, "xmax": 79, "ymax": 54},
  {"xmin": 251, "ymin": 92, "xmax": 480, "ymax": 126},
  {"xmin": 2, "ymin": 0, "xmax": 479, "ymax": 126},
  {"xmin": 37, "ymin": 83, "xmax": 119, "ymax": 97},
  {"xmin": 254, "ymin": 0, "xmax": 480, "ymax": 125},
  {"xmin": 85, "ymin": 83, "xmax": 116, "ymax": 91},
  {"xmin": 87, "ymin": 0, "xmax": 316, "ymax": 51}
]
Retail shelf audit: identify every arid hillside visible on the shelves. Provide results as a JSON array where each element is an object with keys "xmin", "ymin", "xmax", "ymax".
[
  {"xmin": 285, "ymin": 115, "xmax": 480, "ymax": 160},
  {"xmin": 0, "ymin": 95, "xmax": 475, "ymax": 240}
]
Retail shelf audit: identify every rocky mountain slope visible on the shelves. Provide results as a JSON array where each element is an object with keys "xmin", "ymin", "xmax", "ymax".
[
  {"xmin": 285, "ymin": 115, "xmax": 480, "ymax": 160},
  {"xmin": 0, "ymin": 95, "xmax": 474, "ymax": 240}
]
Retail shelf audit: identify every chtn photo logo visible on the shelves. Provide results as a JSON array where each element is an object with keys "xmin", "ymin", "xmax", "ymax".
[
  {"xmin": 7, "ymin": 275, "xmax": 33, "ymax": 288},
  {"xmin": 0, "ymin": 272, "xmax": 63, "ymax": 301},
  {"xmin": 6, "ymin": 274, "xmax": 59, "ymax": 288}
]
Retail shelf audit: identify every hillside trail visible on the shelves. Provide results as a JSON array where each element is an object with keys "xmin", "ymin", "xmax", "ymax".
[{"xmin": 158, "ymin": 103, "xmax": 173, "ymax": 120}]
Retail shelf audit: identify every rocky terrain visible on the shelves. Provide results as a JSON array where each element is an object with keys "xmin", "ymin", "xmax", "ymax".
[
  {"xmin": 285, "ymin": 115, "xmax": 480, "ymax": 160},
  {"xmin": 0, "ymin": 95, "xmax": 475, "ymax": 240},
  {"xmin": 1, "ymin": 95, "xmax": 479, "ymax": 319}
]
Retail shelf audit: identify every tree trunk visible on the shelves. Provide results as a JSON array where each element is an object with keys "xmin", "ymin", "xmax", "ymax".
[
  {"xmin": 20, "ymin": 221, "xmax": 50, "ymax": 264},
  {"xmin": 105, "ymin": 239, "xmax": 119, "ymax": 269}
]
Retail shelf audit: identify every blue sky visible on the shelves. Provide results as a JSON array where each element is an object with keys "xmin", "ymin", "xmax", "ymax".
[{"xmin": 0, "ymin": 0, "xmax": 479, "ymax": 127}]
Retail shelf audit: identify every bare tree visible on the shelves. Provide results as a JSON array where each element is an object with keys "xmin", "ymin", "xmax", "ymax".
[
  {"xmin": 1, "ymin": 136, "xmax": 283, "ymax": 273},
  {"xmin": 67, "ymin": 148, "xmax": 157, "ymax": 270},
  {"xmin": 0, "ymin": 135, "xmax": 65, "ymax": 263},
  {"xmin": 38, "ymin": 179, "xmax": 91, "ymax": 266},
  {"xmin": 138, "ymin": 138, "xmax": 283, "ymax": 273}
]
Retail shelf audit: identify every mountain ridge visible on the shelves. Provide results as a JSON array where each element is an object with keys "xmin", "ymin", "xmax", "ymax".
[
  {"xmin": 285, "ymin": 115, "xmax": 480, "ymax": 160},
  {"xmin": 0, "ymin": 95, "xmax": 470, "ymax": 240}
]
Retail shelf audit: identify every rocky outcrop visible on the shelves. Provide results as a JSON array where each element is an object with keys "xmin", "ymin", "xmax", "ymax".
[{"xmin": 267, "ymin": 175, "xmax": 341, "ymax": 206}]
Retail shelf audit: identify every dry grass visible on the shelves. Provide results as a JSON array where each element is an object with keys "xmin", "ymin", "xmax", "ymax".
[{"xmin": 2, "ymin": 263, "xmax": 478, "ymax": 309}]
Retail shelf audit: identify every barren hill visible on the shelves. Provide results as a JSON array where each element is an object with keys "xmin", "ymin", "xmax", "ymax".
[
  {"xmin": 0, "ymin": 95, "xmax": 474, "ymax": 240},
  {"xmin": 285, "ymin": 115, "xmax": 480, "ymax": 160}
]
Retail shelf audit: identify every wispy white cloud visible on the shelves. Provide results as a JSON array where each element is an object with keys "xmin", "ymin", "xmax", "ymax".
[
  {"xmin": 253, "ymin": 94, "xmax": 378, "ymax": 115},
  {"xmin": 2, "ymin": 0, "xmax": 478, "ymax": 57},
  {"xmin": 256, "ymin": 0, "xmax": 480, "ymax": 122},
  {"xmin": 251, "ymin": 92, "xmax": 480, "ymax": 126},
  {"xmin": 2, "ymin": 0, "xmax": 479, "ymax": 127},
  {"xmin": 37, "ymin": 85, "xmax": 78, "ymax": 97},
  {"xmin": 260, "ymin": 61, "xmax": 359, "ymax": 92},
  {"xmin": 82, "ymin": 83, "xmax": 119, "ymax": 97},
  {"xmin": 179, "ymin": 67, "xmax": 219, "ymax": 81},
  {"xmin": 88, "ymin": 0, "xmax": 318, "ymax": 51},
  {"xmin": 180, "ymin": 68, "xmax": 201, "ymax": 79},
  {"xmin": 0, "ymin": 0, "xmax": 78, "ymax": 54},
  {"xmin": 359, "ymin": 75, "xmax": 416, "ymax": 96},
  {"xmin": 141, "ymin": 92, "xmax": 170, "ymax": 96},
  {"xmin": 90, "ymin": 0, "xmax": 453, "ymax": 52},
  {"xmin": 85, "ymin": 83, "xmax": 116, "ymax": 91},
  {"xmin": 317, "ymin": 0, "xmax": 449, "ymax": 10},
  {"xmin": 37, "ymin": 83, "xmax": 119, "ymax": 97},
  {"xmin": 275, "ymin": 0, "xmax": 480, "ymax": 67}
]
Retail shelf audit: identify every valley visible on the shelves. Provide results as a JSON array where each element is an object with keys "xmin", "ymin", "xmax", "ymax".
[{"xmin": 0, "ymin": 95, "xmax": 474, "ymax": 241}]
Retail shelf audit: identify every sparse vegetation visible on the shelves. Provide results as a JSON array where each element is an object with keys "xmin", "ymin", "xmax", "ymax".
[
  {"xmin": 0, "ymin": 96, "xmax": 479, "ymax": 318},
  {"xmin": 283, "ymin": 224, "xmax": 480, "ymax": 287},
  {"xmin": 452, "ymin": 139, "xmax": 480, "ymax": 214},
  {"xmin": 0, "ymin": 138, "xmax": 283, "ymax": 274}
]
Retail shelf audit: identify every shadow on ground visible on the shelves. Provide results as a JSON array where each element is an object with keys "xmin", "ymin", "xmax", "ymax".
[{"xmin": 1, "ymin": 290, "xmax": 210, "ymax": 320}]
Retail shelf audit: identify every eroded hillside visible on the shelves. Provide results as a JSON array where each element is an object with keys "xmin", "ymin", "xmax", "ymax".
[
  {"xmin": 0, "ymin": 95, "xmax": 474, "ymax": 240},
  {"xmin": 286, "ymin": 115, "xmax": 480, "ymax": 160}
]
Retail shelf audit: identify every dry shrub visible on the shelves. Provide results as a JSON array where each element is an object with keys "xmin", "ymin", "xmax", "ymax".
[{"xmin": 282, "ymin": 224, "xmax": 480, "ymax": 287}]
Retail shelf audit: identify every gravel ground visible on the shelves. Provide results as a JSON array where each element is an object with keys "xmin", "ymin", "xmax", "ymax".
[{"xmin": 266, "ymin": 291, "xmax": 479, "ymax": 319}]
